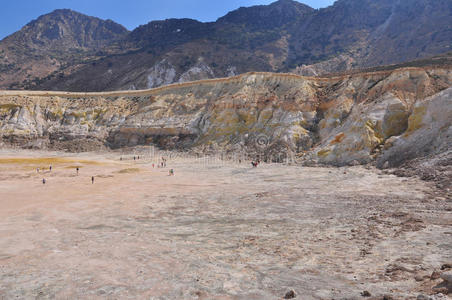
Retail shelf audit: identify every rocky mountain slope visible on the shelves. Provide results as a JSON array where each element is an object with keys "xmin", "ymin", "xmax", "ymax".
[
  {"xmin": 1, "ymin": 65, "xmax": 451, "ymax": 172},
  {"xmin": 0, "ymin": 9, "xmax": 129, "ymax": 90},
  {"xmin": 0, "ymin": 0, "xmax": 451, "ymax": 91}
]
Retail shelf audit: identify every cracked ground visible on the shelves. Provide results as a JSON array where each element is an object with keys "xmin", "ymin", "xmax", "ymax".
[{"xmin": 0, "ymin": 150, "xmax": 451, "ymax": 299}]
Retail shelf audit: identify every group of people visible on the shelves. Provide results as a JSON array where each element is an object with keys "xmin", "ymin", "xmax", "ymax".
[
  {"xmin": 158, "ymin": 157, "xmax": 174, "ymax": 176},
  {"xmin": 151, "ymin": 157, "xmax": 167, "ymax": 168},
  {"xmin": 38, "ymin": 165, "xmax": 52, "ymax": 184},
  {"xmin": 120, "ymin": 155, "xmax": 141, "ymax": 161},
  {"xmin": 40, "ymin": 165, "xmax": 95, "ymax": 185},
  {"xmin": 38, "ymin": 153, "xmax": 264, "ymax": 187},
  {"xmin": 251, "ymin": 160, "xmax": 261, "ymax": 168},
  {"xmin": 40, "ymin": 155, "xmax": 175, "ymax": 185},
  {"xmin": 36, "ymin": 165, "xmax": 52, "ymax": 173},
  {"xmin": 120, "ymin": 155, "xmax": 168, "ymax": 167}
]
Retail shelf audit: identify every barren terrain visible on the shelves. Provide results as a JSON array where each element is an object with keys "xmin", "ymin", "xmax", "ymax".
[{"xmin": 0, "ymin": 149, "xmax": 451, "ymax": 299}]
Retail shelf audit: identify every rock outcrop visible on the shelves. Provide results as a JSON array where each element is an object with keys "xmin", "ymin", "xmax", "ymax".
[
  {"xmin": 377, "ymin": 87, "xmax": 452, "ymax": 168},
  {"xmin": 1, "ymin": 67, "xmax": 451, "ymax": 167}
]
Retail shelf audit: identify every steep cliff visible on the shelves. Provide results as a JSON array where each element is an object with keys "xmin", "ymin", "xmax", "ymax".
[{"xmin": 1, "ymin": 66, "xmax": 451, "ymax": 167}]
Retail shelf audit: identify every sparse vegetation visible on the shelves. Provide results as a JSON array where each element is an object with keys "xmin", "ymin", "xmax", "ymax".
[
  {"xmin": 0, "ymin": 157, "xmax": 102, "ymax": 166},
  {"xmin": 117, "ymin": 168, "xmax": 141, "ymax": 174}
]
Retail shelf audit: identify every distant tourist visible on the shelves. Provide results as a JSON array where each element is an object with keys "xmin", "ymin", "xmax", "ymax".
[
  {"xmin": 42, "ymin": 178, "xmax": 46, "ymax": 185},
  {"xmin": 169, "ymin": 169, "xmax": 174, "ymax": 176},
  {"xmin": 36, "ymin": 168, "xmax": 40, "ymax": 173},
  {"xmin": 91, "ymin": 176, "xmax": 94, "ymax": 184},
  {"xmin": 49, "ymin": 165, "xmax": 52, "ymax": 172},
  {"xmin": 76, "ymin": 167, "xmax": 79, "ymax": 175}
]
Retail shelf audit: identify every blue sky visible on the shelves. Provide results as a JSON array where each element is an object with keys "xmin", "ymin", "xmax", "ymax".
[{"xmin": 0, "ymin": 0, "xmax": 336, "ymax": 40}]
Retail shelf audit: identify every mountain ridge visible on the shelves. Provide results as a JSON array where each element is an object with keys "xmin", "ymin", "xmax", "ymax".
[
  {"xmin": 0, "ymin": 9, "xmax": 129, "ymax": 90},
  {"xmin": 0, "ymin": 0, "xmax": 451, "ymax": 91}
]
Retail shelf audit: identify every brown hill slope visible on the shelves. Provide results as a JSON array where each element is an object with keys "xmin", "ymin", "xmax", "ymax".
[
  {"xmin": 0, "ymin": 9, "xmax": 129, "ymax": 89},
  {"xmin": 1, "ymin": 0, "xmax": 451, "ymax": 92}
]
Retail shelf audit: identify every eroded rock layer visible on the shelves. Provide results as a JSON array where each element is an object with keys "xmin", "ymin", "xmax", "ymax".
[{"xmin": 1, "ymin": 67, "xmax": 451, "ymax": 166}]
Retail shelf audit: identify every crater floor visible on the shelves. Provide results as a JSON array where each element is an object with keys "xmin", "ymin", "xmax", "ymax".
[{"xmin": 0, "ymin": 150, "xmax": 450, "ymax": 299}]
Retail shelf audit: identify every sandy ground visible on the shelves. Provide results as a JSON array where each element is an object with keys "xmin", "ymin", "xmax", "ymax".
[{"xmin": 0, "ymin": 149, "xmax": 451, "ymax": 299}]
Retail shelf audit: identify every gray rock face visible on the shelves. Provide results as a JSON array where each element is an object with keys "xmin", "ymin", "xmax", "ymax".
[
  {"xmin": 178, "ymin": 61, "xmax": 215, "ymax": 83},
  {"xmin": 440, "ymin": 271, "xmax": 452, "ymax": 283},
  {"xmin": 377, "ymin": 87, "xmax": 452, "ymax": 168},
  {"xmin": 146, "ymin": 60, "xmax": 177, "ymax": 89}
]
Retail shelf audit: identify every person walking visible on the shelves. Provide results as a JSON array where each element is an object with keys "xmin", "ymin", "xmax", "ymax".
[
  {"xmin": 49, "ymin": 165, "xmax": 52, "ymax": 172},
  {"xmin": 91, "ymin": 176, "xmax": 94, "ymax": 184},
  {"xmin": 76, "ymin": 167, "xmax": 79, "ymax": 175},
  {"xmin": 42, "ymin": 178, "xmax": 46, "ymax": 185}
]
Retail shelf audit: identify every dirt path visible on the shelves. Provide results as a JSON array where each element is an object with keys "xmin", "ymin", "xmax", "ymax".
[{"xmin": 0, "ymin": 150, "xmax": 451, "ymax": 299}]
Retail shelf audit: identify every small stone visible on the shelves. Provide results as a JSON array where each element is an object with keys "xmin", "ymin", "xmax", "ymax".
[
  {"xmin": 431, "ymin": 271, "xmax": 441, "ymax": 280},
  {"xmin": 350, "ymin": 160, "xmax": 360, "ymax": 166},
  {"xmin": 440, "ymin": 270, "xmax": 452, "ymax": 283},
  {"xmin": 440, "ymin": 263, "xmax": 452, "ymax": 270},
  {"xmin": 417, "ymin": 295, "xmax": 428, "ymax": 300},
  {"xmin": 383, "ymin": 295, "xmax": 393, "ymax": 300},
  {"xmin": 415, "ymin": 274, "xmax": 425, "ymax": 282},
  {"xmin": 361, "ymin": 290, "xmax": 371, "ymax": 297},
  {"xmin": 284, "ymin": 290, "xmax": 296, "ymax": 299}
]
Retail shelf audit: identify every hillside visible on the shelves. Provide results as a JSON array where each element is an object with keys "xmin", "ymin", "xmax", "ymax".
[
  {"xmin": 1, "ymin": 65, "xmax": 451, "ymax": 176},
  {"xmin": 0, "ymin": 0, "xmax": 451, "ymax": 91},
  {"xmin": 0, "ymin": 9, "xmax": 129, "ymax": 90}
]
